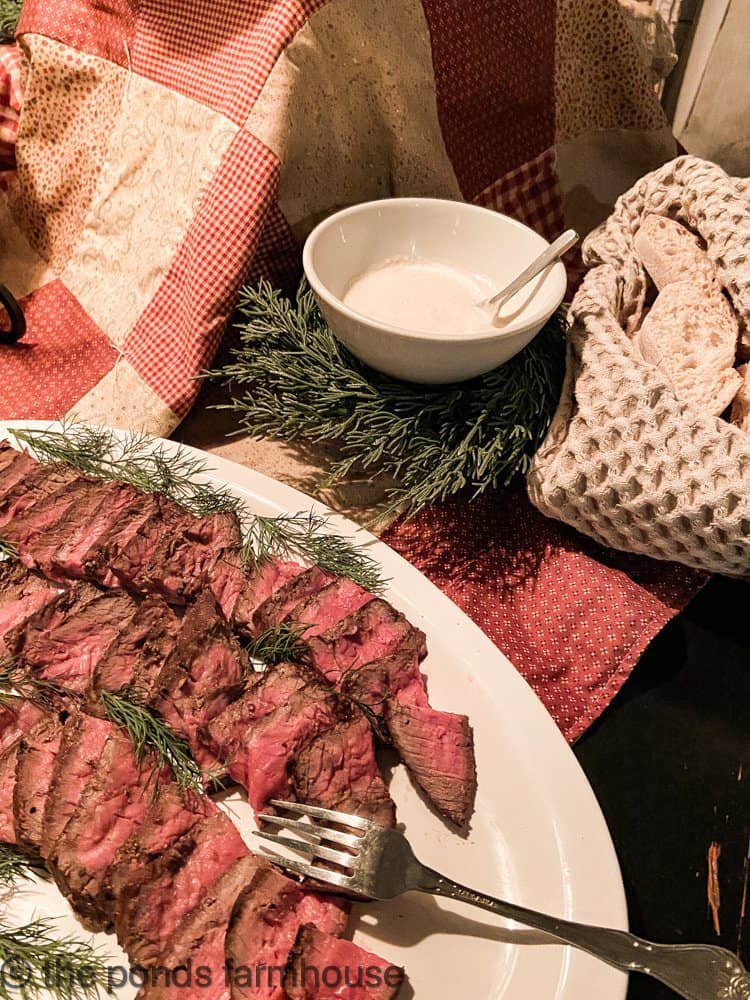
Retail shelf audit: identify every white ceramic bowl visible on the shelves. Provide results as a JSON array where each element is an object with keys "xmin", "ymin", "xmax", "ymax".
[{"xmin": 303, "ymin": 198, "xmax": 567, "ymax": 384}]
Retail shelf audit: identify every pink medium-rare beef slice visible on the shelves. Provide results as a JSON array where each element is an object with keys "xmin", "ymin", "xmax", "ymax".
[
  {"xmin": 290, "ymin": 711, "xmax": 396, "ymax": 827},
  {"xmin": 137, "ymin": 854, "xmax": 266, "ymax": 1000},
  {"xmin": 82, "ymin": 492, "xmax": 163, "ymax": 589},
  {"xmin": 0, "ymin": 570, "xmax": 60, "ymax": 656},
  {"xmin": 0, "ymin": 741, "xmax": 22, "ymax": 843},
  {"xmin": 41, "ymin": 711, "xmax": 113, "ymax": 862},
  {"xmin": 0, "ymin": 462, "xmax": 80, "ymax": 531},
  {"xmin": 90, "ymin": 596, "xmax": 180, "ymax": 700},
  {"xmin": 289, "ymin": 578, "xmax": 373, "ymax": 640},
  {"xmin": 114, "ymin": 811, "xmax": 249, "ymax": 967},
  {"xmin": 251, "ymin": 567, "xmax": 336, "ymax": 636},
  {"xmin": 231, "ymin": 560, "xmax": 307, "ymax": 636},
  {"xmin": 385, "ymin": 696, "xmax": 476, "ymax": 828},
  {"xmin": 225, "ymin": 863, "xmax": 351, "ymax": 1000},
  {"xmin": 50, "ymin": 723, "xmax": 155, "ymax": 927},
  {"xmin": 0, "ymin": 446, "xmax": 41, "ymax": 504},
  {"xmin": 0, "ymin": 697, "xmax": 48, "ymax": 756},
  {"xmin": 151, "ymin": 591, "xmax": 248, "ymax": 769},
  {"xmin": 306, "ymin": 599, "xmax": 426, "ymax": 685},
  {"xmin": 284, "ymin": 925, "xmax": 404, "ymax": 1000},
  {"xmin": 12, "ymin": 712, "xmax": 64, "ymax": 851},
  {"xmin": 9, "ymin": 585, "xmax": 138, "ymax": 691}
]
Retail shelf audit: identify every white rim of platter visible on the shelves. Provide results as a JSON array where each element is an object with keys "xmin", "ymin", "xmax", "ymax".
[{"xmin": 0, "ymin": 421, "xmax": 628, "ymax": 1000}]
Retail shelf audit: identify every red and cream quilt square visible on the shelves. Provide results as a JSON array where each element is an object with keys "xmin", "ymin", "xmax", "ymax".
[{"xmin": 0, "ymin": 279, "xmax": 117, "ymax": 419}]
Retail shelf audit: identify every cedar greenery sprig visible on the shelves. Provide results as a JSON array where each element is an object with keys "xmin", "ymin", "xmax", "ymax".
[
  {"xmin": 10, "ymin": 422, "xmax": 242, "ymax": 519},
  {"xmin": 0, "ymin": 920, "xmax": 109, "ymax": 1000},
  {"xmin": 101, "ymin": 687, "xmax": 209, "ymax": 797},
  {"xmin": 208, "ymin": 280, "xmax": 567, "ymax": 518},
  {"xmin": 245, "ymin": 623, "xmax": 310, "ymax": 667},
  {"xmin": 241, "ymin": 511, "xmax": 384, "ymax": 593},
  {"xmin": 0, "ymin": 0, "xmax": 21, "ymax": 43}
]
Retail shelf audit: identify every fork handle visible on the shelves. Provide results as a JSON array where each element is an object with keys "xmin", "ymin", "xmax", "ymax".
[{"xmin": 417, "ymin": 868, "xmax": 750, "ymax": 1000}]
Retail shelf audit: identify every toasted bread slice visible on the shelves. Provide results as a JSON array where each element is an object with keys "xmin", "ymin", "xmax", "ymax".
[
  {"xmin": 638, "ymin": 280, "xmax": 740, "ymax": 415},
  {"xmin": 634, "ymin": 214, "xmax": 717, "ymax": 291}
]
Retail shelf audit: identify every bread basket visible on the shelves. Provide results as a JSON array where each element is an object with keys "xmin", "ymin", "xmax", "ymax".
[{"xmin": 527, "ymin": 156, "xmax": 750, "ymax": 577}]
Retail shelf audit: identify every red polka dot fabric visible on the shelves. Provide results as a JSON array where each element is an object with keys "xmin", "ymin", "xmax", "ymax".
[
  {"xmin": 17, "ymin": 0, "xmax": 136, "ymax": 68},
  {"xmin": 383, "ymin": 487, "xmax": 705, "ymax": 742},
  {"xmin": 0, "ymin": 280, "xmax": 117, "ymax": 419}
]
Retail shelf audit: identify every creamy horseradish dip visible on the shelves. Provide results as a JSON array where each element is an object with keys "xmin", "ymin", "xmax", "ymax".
[{"xmin": 343, "ymin": 256, "xmax": 500, "ymax": 336}]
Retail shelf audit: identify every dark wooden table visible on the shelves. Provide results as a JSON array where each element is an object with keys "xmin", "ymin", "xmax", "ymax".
[{"xmin": 575, "ymin": 575, "xmax": 750, "ymax": 998}]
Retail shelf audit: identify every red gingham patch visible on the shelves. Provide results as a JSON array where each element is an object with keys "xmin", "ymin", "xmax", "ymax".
[
  {"xmin": 383, "ymin": 488, "xmax": 705, "ymax": 743},
  {"xmin": 245, "ymin": 202, "xmax": 301, "ymax": 292},
  {"xmin": 133, "ymin": 0, "xmax": 329, "ymax": 125},
  {"xmin": 0, "ymin": 279, "xmax": 117, "ymax": 420},
  {"xmin": 124, "ymin": 131, "xmax": 280, "ymax": 418},
  {"xmin": 421, "ymin": 0, "xmax": 555, "ymax": 200},
  {"xmin": 474, "ymin": 146, "xmax": 565, "ymax": 243},
  {"xmin": 0, "ymin": 46, "xmax": 22, "ymax": 166},
  {"xmin": 18, "ymin": 0, "xmax": 136, "ymax": 67}
]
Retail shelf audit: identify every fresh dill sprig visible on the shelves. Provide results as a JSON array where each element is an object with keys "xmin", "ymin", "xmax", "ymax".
[
  {"xmin": 241, "ymin": 511, "xmax": 385, "ymax": 593},
  {"xmin": 101, "ymin": 687, "xmax": 209, "ymax": 797},
  {"xmin": 245, "ymin": 623, "xmax": 310, "ymax": 667},
  {"xmin": 0, "ymin": 539, "xmax": 16, "ymax": 561},
  {"xmin": 0, "ymin": 919, "xmax": 109, "ymax": 1000},
  {"xmin": 10, "ymin": 422, "xmax": 241, "ymax": 518},
  {"xmin": 0, "ymin": 844, "xmax": 45, "ymax": 889},
  {"xmin": 0, "ymin": 660, "xmax": 71, "ymax": 712},
  {"xmin": 207, "ymin": 279, "xmax": 567, "ymax": 517}
]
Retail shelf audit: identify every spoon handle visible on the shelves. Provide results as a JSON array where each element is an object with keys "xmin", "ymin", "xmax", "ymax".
[{"xmin": 488, "ymin": 228, "xmax": 578, "ymax": 310}]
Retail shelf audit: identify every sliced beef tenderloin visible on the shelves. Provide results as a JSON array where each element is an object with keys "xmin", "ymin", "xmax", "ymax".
[
  {"xmin": 306, "ymin": 599, "xmax": 426, "ymax": 685},
  {"xmin": 0, "ymin": 462, "xmax": 80, "ymax": 531},
  {"xmin": 0, "ymin": 698, "xmax": 47, "ymax": 755},
  {"xmin": 0, "ymin": 742, "xmax": 21, "ymax": 843},
  {"xmin": 225, "ymin": 866, "xmax": 350, "ymax": 1000},
  {"xmin": 337, "ymin": 636, "xmax": 425, "ymax": 719},
  {"xmin": 9, "ymin": 585, "xmax": 138, "ymax": 691},
  {"xmin": 53, "ymin": 727, "xmax": 160, "ymax": 928},
  {"xmin": 89, "ymin": 596, "xmax": 180, "ymax": 701},
  {"xmin": 139, "ymin": 854, "xmax": 265, "ymax": 1000},
  {"xmin": 290, "ymin": 710, "xmax": 396, "ymax": 827},
  {"xmin": 114, "ymin": 811, "xmax": 248, "ymax": 967},
  {"xmin": 0, "ymin": 576, "xmax": 60, "ymax": 657},
  {"xmin": 232, "ymin": 560, "xmax": 307, "ymax": 636},
  {"xmin": 203, "ymin": 661, "xmax": 309, "ymax": 770},
  {"xmin": 283, "ymin": 925, "xmax": 404, "ymax": 1000},
  {"xmin": 12, "ymin": 713, "xmax": 64, "ymax": 851},
  {"xmin": 251, "ymin": 567, "xmax": 335, "ymax": 636},
  {"xmin": 152, "ymin": 591, "xmax": 247, "ymax": 770},
  {"xmin": 83, "ymin": 492, "xmax": 163, "ymax": 589},
  {"xmin": 385, "ymin": 696, "xmax": 476, "ymax": 828},
  {"xmin": 289, "ymin": 578, "xmax": 372, "ymax": 640},
  {"xmin": 4, "ymin": 476, "xmax": 104, "ymax": 566},
  {"xmin": 0, "ymin": 447, "xmax": 40, "ymax": 503},
  {"xmin": 41, "ymin": 711, "xmax": 112, "ymax": 862}
]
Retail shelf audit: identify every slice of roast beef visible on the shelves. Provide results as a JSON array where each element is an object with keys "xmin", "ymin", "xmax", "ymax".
[
  {"xmin": 225, "ymin": 866, "xmax": 350, "ymax": 1000},
  {"xmin": 232, "ymin": 560, "xmax": 307, "ymax": 636},
  {"xmin": 0, "ymin": 441, "xmax": 26, "ymax": 474},
  {"xmin": 289, "ymin": 578, "xmax": 372, "ymax": 639},
  {"xmin": 114, "ymin": 812, "xmax": 248, "ymax": 966},
  {"xmin": 0, "ymin": 447, "xmax": 40, "ymax": 502},
  {"xmin": 9, "ymin": 585, "xmax": 138, "ymax": 691},
  {"xmin": 202, "ymin": 661, "xmax": 309, "ymax": 770},
  {"xmin": 89, "ymin": 596, "xmax": 180, "ymax": 700},
  {"xmin": 0, "ymin": 463, "xmax": 80, "ymax": 530},
  {"xmin": 152, "ymin": 591, "xmax": 247, "ymax": 770},
  {"xmin": 41, "ymin": 711, "xmax": 113, "ymax": 862},
  {"xmin": 290, "ymin": 710, "xmax": 396, "ymax": 827},
  {"xmin": 3, "ymin": 477, "xmax": 103, "ymax": 567},
  {"xmin": 82, "ymin": 492, "xmax": 163, "ymax": 589},
  {"xmin": 251, "ymin": 567, "xmax": 335, "ymax": 636},
  {"xmin": 49, "ymin": 481, "xmax": 145, "ymax": 580},
  {"xmin": 337, "ymin": 636, "xmax": 425, "ymax": 719},
  {"xmin": 138, "ymin": 854, "xmax": 265, "ymax": 1000},
  {"xmin": 12, "ymin": 713, "xmax": 64, "ymax": 851},
  {"xmin": 0, "ymin": 698, "xmax": 47, "ymax": 755},
  {"xmin": 385, "ymin": 696, "xmax": 476, "ymax": 828},
  {"xmin": 0, "ymin": 574, "xmax": 60, "ymax": 656},
  {"xmin": 53, "ymin": 727, "xmax": 159, "ymax": 928},
  {"xmin": 283, "ymin": 925, "xmax": 404, "ymax": 1000},
  {"xmin": 306, "ymin": 599, "xmax": 426, "ymax": 685},
  {"xmin": 0, "ymin": 742, "xmax": 21, "ymax": 844}
]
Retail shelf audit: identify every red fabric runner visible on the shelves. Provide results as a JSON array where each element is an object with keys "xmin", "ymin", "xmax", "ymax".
[{"xmin": 384, "ymin": 488, "xmax": 705, "ymax": 742}]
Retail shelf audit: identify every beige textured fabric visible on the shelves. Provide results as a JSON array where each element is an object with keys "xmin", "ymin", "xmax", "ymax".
[
  {"xmin": 69, "ymin": 357, "xmax": 179, "ymax": 432},
  {"xmin": 527, "ymin": 156, "xmax": 750, "ymax": 578}
]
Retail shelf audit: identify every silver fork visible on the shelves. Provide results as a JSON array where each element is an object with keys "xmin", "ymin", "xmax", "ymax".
[{"xmin": 257, "ymin": 800, "xmax": 750, "ymax": 1000}]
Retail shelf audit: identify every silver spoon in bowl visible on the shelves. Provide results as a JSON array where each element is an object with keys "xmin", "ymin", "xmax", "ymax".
[{"xmin": 483, "ymin": 228, "xmax": 579, "ymax": 320}]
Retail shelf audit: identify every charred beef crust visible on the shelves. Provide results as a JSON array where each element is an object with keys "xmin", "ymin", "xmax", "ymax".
[
  {"xmin": 337, "ymin": 635, "xmax": 426, "ymax": 719},
  {"xmin": 283, "ymin": 924, "xmax": 404, "ymax": 1000},
  {"xmin": 0, "ymin": 742, "xmax": 21, "ymax": 844},
  {"xmin": 251, "ymin": 567, "xmax": 335, "ymax": 635},
  {"xmin": 12, "ymin": 714, "xmax": 64, "ymax": 851}
]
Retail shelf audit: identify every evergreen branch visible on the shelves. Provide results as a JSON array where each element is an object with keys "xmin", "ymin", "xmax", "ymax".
[
  {"xmin": 0, "ymin": 844, "xmax": 45, "ymax": 889},
  {"xmin": 0, "ymin": 920, "xmax": 108, "ymax": 1000},
  {"xmin": 0, "ymin": 0, "xmax": 21, "ymax": 43},
  {"xmin": 207, "ymin": 279, "xmax": 567, "ymax": 517},
  {"xmin": 0, "ymin": 660, "xmax": 72, "ymax": 712},
  {"xmin": 245, "ymin": 623, "xmax": 310, "ymax": 667},
  {"xmin": 0, "ymin": 539, "xmax": 16, "ymax": 561},
  {"xmin": 10, "ymin": 422, "xmax": 242, "ymax": 518},
  {"xmin": 101, "ymin": 687, "xmax": 208, "ymax": 797},
  {"xmin": 241, "ymin": 511, "xmax": 385, "ymax": 593}
]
